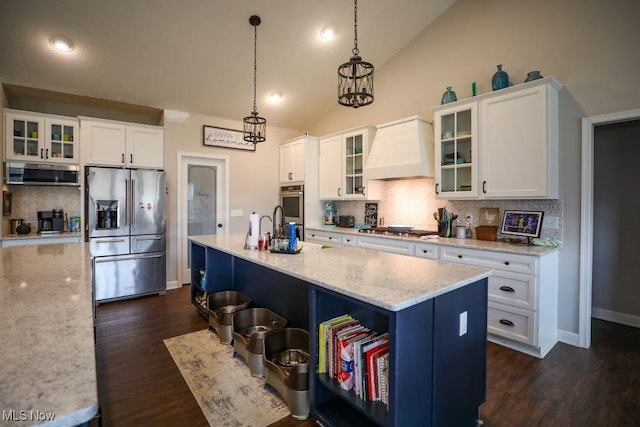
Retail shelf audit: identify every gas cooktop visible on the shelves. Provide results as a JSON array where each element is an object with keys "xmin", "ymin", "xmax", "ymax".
[{"xmin": 358, "ymin": 227, "xmax": 439, "ymax": 238}]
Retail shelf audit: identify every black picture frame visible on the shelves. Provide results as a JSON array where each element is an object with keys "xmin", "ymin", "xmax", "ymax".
[
  {"xmin": 500, "ymin": 210, "xmax": 544, "ymax": 238},
  {"xmin": 203, "ymin": 125, "xmax": 256, "ymax": 151}
]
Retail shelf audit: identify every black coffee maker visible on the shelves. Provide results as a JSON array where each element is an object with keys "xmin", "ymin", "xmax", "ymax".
[{"xmin": 38, "ymin": 209, "xmax": 65, "ymax": 233}]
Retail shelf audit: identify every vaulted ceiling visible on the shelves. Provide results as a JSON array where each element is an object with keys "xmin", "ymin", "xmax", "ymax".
[{"xmin": 0, "ymin": 0, "xmax": 455, "ymax": 130}]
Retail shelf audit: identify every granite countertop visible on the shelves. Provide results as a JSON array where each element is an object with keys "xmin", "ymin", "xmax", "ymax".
[
  {"xmin": 2, "ymin": 231, "xmax": 83, "ymax": 241},
  {"xmin": 306, "ymin": 226, "xmax": 561, "ymax": 256},
  {"xmin": 0, "ymin": 243, "xmax": 98, "ymax": 427},
  {"xmin": 190, "ymin": 234, "xmax": 491, "ymax": 312}
]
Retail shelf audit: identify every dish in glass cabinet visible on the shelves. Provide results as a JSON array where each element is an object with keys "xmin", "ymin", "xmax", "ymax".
[{"xmin": 456, "ymin": 131, "xmax": 471, "ymax": 137}]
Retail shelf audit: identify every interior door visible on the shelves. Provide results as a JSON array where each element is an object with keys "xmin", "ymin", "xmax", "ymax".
[{"xmin": 178, "ymin": 154, "xmax": 228, "ymax": 285}]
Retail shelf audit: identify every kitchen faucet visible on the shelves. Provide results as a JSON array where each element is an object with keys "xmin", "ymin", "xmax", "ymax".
[
  {"xmin": 259, "ymin": 215, "xmax": 272, "ymax": 236},
  {"xmin": 272, "ymin": 205, "xmax": 285, "ymax": 237}
]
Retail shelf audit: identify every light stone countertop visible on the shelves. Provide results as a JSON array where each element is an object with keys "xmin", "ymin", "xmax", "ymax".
[
  {"xmin": 190, "ymin": 234, "xmax": 491, "ymax": 312},
  {"xmin": 306, "ymin": 226, "xmax": 561, "ymax": 256},
  {"xmin": 2, "ymin": 232, "xmax": 83, "ymax": 241},
  {"xmin": 0, "ymin": 243, "xmax": 98, "ymax": 427}
]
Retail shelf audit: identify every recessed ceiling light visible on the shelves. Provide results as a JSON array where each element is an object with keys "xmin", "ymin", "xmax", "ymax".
[
  {"xmin": 268, "ymin": 94, "xmax": 283, "ymax": 104},
  {"xmin": 49, "ymin": 36, "xmax": 74, "ymax": 52},
  {"xmin": 320, "ymin": 27, "xmax": 335, "ymax": 40}
]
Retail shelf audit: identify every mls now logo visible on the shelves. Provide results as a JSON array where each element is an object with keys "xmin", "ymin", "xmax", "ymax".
[{"xmin": 2, "ymin": 410, "xmax": 55, "ymax": 422}]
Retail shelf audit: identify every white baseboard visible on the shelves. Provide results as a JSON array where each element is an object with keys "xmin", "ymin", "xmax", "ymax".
[
  {"xmin": 592, "ymin": 307, "xmax": 640, "ymax": 328},
  {"xmin": 557, "ymin": 329, "xmax": 580, "ymax": 347},
  {"xmin": 166, "ymin": 280, "xmax": 180, "ymax": 290}
]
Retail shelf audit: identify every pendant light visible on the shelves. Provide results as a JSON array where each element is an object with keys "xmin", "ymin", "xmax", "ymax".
[
  {"xmin": 338, "ymin": 0, "xmax": 374, "ymax": 108},
  {"xmin": 243, "ymin": 15, "xmax": 266, "ymax": 144}
]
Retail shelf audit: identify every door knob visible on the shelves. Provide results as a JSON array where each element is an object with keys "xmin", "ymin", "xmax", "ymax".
[{"xmin": 217, "ymin": 223, "xmax": 223, "ymax": 228}]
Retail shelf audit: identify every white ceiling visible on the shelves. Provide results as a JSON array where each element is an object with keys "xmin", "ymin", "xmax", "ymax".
[{"xmin": 0, "ymin": 0, "xmax": 455, "ymax": 131}]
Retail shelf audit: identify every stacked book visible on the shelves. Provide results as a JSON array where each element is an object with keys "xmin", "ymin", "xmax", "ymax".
[{"xmin": 318, "ymin": 314, "xmax": 390, "ymax": 405}]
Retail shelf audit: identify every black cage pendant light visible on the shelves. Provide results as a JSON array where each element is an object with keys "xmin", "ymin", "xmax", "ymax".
[
  {"xmin": 243, "ymin": 15, "xmax": 266, "ymax": 144},
  {"xmin": 338, "ymin": 0, "xmax": 374, "ymax": 108}
]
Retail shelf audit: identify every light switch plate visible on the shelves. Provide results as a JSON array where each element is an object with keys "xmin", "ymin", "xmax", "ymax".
[{"xmin": 459, "ymin": 311, "xmax": 468, "ymax": 336}]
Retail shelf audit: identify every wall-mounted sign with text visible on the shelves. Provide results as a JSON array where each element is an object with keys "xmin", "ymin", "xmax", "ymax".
[{"xmin": 203, "ymin": 125, "xmax": 256, "ymax": 151}]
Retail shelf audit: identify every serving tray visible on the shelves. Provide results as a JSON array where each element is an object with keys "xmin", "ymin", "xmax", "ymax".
[{"xmin": 269, "ymin": 248, "xmax": 302, "ymax": 255}]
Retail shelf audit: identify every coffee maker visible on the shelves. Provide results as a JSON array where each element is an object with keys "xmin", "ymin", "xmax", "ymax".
[{"xmin": 38, "ymin": 209, "xmax": 65, "ymax": 233}]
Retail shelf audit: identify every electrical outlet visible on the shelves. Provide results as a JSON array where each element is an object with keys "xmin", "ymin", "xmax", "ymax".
[
  {"xmin": 459, "ymin": 311, "xmax": 468, "ymax": 336},
  {"xmin": 466, "ymin": 214, "xmax": 474, "ymax": 226},
  {"xmin": 543, "ymin": 216, "xmax": 559, "ymax": 229}
]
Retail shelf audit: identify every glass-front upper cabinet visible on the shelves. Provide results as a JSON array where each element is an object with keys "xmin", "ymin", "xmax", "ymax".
[
  {"xmin": 5, "ymin": 112, "xmax": 44, "ymax": 161},
  {"xmin": 433, "ymin": 102, "xmax": 478, "ymax": 199},
  {"xmin": 344, "ymin": 132, "xmax": 364, "ymax": 197},
  {"xmin": 4, "ymin": 110, "xmax": 79, "ymax": 164}
]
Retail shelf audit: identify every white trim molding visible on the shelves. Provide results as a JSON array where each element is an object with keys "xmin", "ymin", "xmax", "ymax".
[
  {"xmin": 580, "ymin": 108, "xmax": 640, "ymax": 349},
  {"xmin": 592, "ymin": 307, "xmax": 640, "ymax": 329}
]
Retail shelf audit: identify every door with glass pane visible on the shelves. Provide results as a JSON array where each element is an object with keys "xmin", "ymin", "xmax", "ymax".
[{"xmin": 179, "ymin": 155, "xmax": 228, "ymax": 285}]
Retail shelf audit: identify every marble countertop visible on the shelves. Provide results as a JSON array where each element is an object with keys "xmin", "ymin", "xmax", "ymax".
[
  {"xmin": 2, "ymin": 232, "xmax": 83, "ymax": 241},
  {"xmin": 0, "ymin": 243, "xmax": 98, "ymax": 427},
  {"xmin": 306, "ymin": 226, "xmax": 560, "ymax": 256},
  {"xmin": 190, "ymin": 234, "xmax": 491, "ymax": 312}
]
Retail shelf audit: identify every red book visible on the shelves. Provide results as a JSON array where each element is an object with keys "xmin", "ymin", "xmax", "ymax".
[
  {"xmin": 366, "ymin": 343, "xmax": 389, "ymax": 401},
  {"xmin": 327, "ymin": 320, "xmax": 359, "ymax": 378}
]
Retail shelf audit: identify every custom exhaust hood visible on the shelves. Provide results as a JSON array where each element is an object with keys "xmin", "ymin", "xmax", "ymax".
[{"xmin": 364, "ymin": 115, "xmax": 434, "ymax": 180}]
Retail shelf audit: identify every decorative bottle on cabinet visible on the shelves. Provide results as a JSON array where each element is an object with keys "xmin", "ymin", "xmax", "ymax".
[
  {"xmin": 441, "ymin": 87, "xmax": 458, "ymax": 104},
  {"xmin": 491, "ymin": 64, "xmax": 509, "ymax": 91},
  {"xmin": 524, "ymin": 70, "xmax": 543, "ymax": 82}
]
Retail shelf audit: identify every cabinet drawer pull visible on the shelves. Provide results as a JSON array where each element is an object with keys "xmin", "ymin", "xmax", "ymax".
[
  {"xmin": 337, "ymin": 187, "xmax": 341, "ymax": 197},
  {"xmin": 435, "ymin": 183, "xmax": 440, "ymax": 195},
  {"xmin": 457, "ymin": 254, "xmax": 463, "ymax": 259},
  {"xmin": 499, "ymin": 319, "xmax": 515, "ymax": 327},
  {"xmin": 504, "ymin": 261, "xmax": 510, "ymax": 266},
  {"xmin": 499, "ymin": 286, "xmax": 515, "ymax": 293},
  {"xmin": 311, "ymin": 234, "xmax": 315, "ymax": 237},
  {"xmin": 40, "ymin": 148, "xmax": 44, "ymax": 159},
  {"xmin": 346, "ymin": 239, "xmax": 351, "ymax": 242},
  {"xmin": 121, "ymin": 153, "xmax": 125, "ymax": 164},
  {"xmin": 422, "ymin": 250, "xmax": 428, "ymax": 254},
  {"xmin": 329, "ymin": 236, "xmax": 333, "ymax": 240},
  {"xmin": 482, "ymin": 180, "xmax": 487, "ymax": 193}
]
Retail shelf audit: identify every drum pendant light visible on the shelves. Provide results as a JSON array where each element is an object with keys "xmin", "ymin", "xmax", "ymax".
[
  {"xmin": 243, "ymin": 15, "xmax": 266, "ymax": 144},
  {"xmin": 338, "ymin": 0, "xmax": 374, "ymax": 108}
]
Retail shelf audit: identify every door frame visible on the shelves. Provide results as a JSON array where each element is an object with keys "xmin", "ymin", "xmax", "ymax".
[
  {"xmin": 579, "ymin": 108, "xmax": 640, "ymax": 348},
  {"xmin": 177, "ymin": 151, "xmax": 230, "ymax": 285}
]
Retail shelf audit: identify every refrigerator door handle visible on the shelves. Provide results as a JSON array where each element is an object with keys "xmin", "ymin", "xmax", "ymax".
[
  {"xmin": 95, "ymin": 238, "xmax": 126, "ymax": 244},
  {"xmin": 94, "ymin": 252, "xmax": 164, "ymax": 263},
  {"xmin": 125, "ymin": 179, "xmax": 129, "ymax": 226},
  {"xmin": 131, "ymin": 179, "xmax": 136, "ymax": 226}
]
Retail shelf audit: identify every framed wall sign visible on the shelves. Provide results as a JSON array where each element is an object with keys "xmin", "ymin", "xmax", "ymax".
[
  {"xmin": 203, "ymin": 125, "xmax": 256, "ymax": 151},
  {"xmin": 501, "ymin": 210, "xmax": 544, "ymax": 238}
]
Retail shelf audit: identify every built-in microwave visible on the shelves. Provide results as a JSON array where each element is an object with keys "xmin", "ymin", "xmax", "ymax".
[
  {"xmin": 5, "ymin": 161, "xmax": 80, "ymax": 186},
  {"xmin": 280, "ymin": 184, "xmax": 304, "ymax": 238}
]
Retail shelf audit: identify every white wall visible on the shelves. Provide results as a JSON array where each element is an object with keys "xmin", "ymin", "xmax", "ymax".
[
  {"xmin": 308, "ymin": 0, "xmax": 640, "ymax": 336},
  {"xmin": 163, "ymin": 112, "xmax": 299, "ymax": 285}
]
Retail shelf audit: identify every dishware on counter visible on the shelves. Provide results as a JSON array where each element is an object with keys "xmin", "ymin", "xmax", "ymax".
[
  {"xmin": 9, "ymin": 218, "xmax": 24, "ymax": 234},
  {"xmin": 16, "ymin": 223, "xmax": 32, "ymax": 235}
]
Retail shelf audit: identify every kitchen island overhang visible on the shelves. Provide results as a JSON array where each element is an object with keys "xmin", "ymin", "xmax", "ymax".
[{"xmin": 190, "ymin": 234, "xmax": 491, "ymax": 427}]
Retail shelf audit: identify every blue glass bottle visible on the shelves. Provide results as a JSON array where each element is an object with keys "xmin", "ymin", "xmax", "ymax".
[
  {"xmin": 492, "ymin": 64, "xmax": 509, "ymax": 91},
  {"xmin": 288, "ymin": 222, "xmax": 297, "ymax": 252},
  {"xmin": 441, "ymin": 86, "xmax": 457, "ymax": 104}
]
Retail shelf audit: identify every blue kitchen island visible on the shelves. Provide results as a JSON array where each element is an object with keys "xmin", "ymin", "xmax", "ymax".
[{"xmin": 190, "ymin": 234, "xmax": 491, "ymax": 427}]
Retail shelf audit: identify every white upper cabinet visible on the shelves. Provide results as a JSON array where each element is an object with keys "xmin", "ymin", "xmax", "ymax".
[
  {"xmin": 81, "ymin": 118, "xmax": 164, "ymax": 169},
  {"xmin": 279, "ymin": 138, "xmax": 305, "ymax": 183},
  {"xmin": 5, "ymin": 110, "xmax": 79, "ymax": 164},
  {"xmin": 432, "ymin": 77, "xmax": 561, "ymax": 200},
  {"xmin": 480, "ymin": 82, "xmax": 559, "ymax": 198},
  {"xmin": 318, "ymin": 126, "xmax": 382, "ymax": 200}
]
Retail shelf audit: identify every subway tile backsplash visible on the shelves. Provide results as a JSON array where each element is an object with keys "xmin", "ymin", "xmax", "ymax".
[
  {"xmin": 333, "ymin": 177, "xmax": 562, "ymax": 240},
  {"xmin": 3, "ymin": 186, "xmax": 82, "ymax": 233}
]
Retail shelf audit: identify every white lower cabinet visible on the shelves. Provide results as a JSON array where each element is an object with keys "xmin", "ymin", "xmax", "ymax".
[
  {"xmin": 356, "ymin": 235, "xmax": 414, "ymax": 256},
  {"xmin": 305, "ymin": 230, "xmax": 343, "ymax": 245},
  {"xmin": 414, "ymin": 242, "xmax": 439, "ymax": 260},
  {"xmin": 439, "ymin": 246, "xmax": 558, "ymax": 358}
]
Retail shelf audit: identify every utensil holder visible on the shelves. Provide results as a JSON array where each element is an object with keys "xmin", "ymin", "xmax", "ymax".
[{"xmin": 438, "ymin": 220, "xmax": 452, "ymax": 237}]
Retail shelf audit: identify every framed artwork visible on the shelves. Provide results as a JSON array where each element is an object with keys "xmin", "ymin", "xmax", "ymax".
[
  {"xmin": 203, "ymin": 125, "xmax": 256, "ymax": 151},
  {"xmin": 3, "ymin": 191, "xmax": 11, "ymax": 216},
  {"xmin": 501, "ymin": 210, "xmax": 544, "ymax": 238},
  {"xmin": 479, "ymin": 207, "xmax": 500, "ymax": 226}
]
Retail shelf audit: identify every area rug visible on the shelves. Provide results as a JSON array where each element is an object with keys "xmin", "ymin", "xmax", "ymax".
[{"xmin": 164, "ymin": 329, "xmax": 290, "ymax": 426}]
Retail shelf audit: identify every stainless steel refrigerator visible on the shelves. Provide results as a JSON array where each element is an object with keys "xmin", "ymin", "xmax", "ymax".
[{"xmin": 86, "ymin": 166, "xmax": 166, "ymax": 303}]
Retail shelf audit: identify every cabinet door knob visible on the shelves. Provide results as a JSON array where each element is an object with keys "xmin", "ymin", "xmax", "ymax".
[
  {"xmin": 362, "ymin": 186, "xmax": 366, "ymax": 197},
  {"xmin": 499, "ymin": 285, "xmax": 515, "ymax": 293},
  {"xmin": 435, "ymin": 183, "xmax": 440, "ymax": 195},
  {"xmin": 499, "ymin": 319, "xmax": 515, "ymax": 327},
  {"xmin": 217, "ymin": 223, "xmax": 223, "ymax": 228},
  {"xmin": 482, "ymin": 181, "xmax": 487, "ymax": 193},
  {"xmin": 121, "ymin": 153, "xmax": 125, "ymax": 164}
]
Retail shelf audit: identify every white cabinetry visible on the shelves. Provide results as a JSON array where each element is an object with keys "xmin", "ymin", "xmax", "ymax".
[
  {"xmin": 81, "ymin": 118, "xmax": 164, "ymax": 169},
  {"xmin": 356, "ymin": 235, "xmax": 414, "ymax": 256},
  {"xmin": 440, "ymin": 245, "xmax": 558, "ymax": 358},
  {"xmin": 305, "ymin": 229, "xmax": 343, "ymax": 245},
  {"xmin": 432, "ymin": 77, "xmax": 561, "ymax": 200},
  {"xmin": 318, "ymin": 126, "xmax": 382, "ymax": 200},
  {"xmin": 5, "ymin": 110, "xmax": 79, "ymax": 164},
  {"xmin": 279, "ymin": 138, "xmax": 305, "ymax": 182}
]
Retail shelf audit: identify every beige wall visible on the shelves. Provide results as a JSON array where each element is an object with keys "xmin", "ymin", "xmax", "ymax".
[
  {"xmin": 309, "ymin": 0, "xmax": 640, "ymax": 336},
  {"xmin": 163, "ymin": 112, "xmax": 299, "ymax": 285}
]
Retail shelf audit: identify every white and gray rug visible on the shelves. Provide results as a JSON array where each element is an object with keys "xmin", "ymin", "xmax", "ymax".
[{"xmin": 164, "ymin": 329, "xmax": 290, "ymax": 426}]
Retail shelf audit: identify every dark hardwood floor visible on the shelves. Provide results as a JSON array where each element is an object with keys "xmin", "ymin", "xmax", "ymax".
[{"xmin": 95, "ymin": 285, "xmax": 640, "ymax": 427}]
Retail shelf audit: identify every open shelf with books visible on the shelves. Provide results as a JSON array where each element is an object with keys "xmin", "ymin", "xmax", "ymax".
[{"xmin": 190, "ymin": 242, "xmax": 208, "ymax": 318}]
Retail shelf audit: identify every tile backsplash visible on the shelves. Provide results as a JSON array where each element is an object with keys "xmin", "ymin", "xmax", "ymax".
[
  {"xmin": 334, "ymin": 177, "xmax": 562, "ymax": 240},
  {"xmin": 2, "ymin": 186, "xmax": 82, "ymax": 234}
]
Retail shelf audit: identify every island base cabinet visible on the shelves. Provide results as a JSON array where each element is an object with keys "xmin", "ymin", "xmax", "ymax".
[{"xmin": 311, "ymin": 279, "xmax": 488, "ymax": 427}]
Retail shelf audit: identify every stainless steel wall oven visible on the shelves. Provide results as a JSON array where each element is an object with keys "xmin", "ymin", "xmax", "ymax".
[{"xmin": 280, "ymin": 184, "xmax": 304, "ymax": 239}]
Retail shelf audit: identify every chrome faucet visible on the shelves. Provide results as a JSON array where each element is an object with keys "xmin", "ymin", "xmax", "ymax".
[
  {"xmin": 259, "ymin": 215, "xmax": 272, "ymax": 236},
  {"xmin": 272, "ymin": 205, "xmax": 285, "ymax": 238}
]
